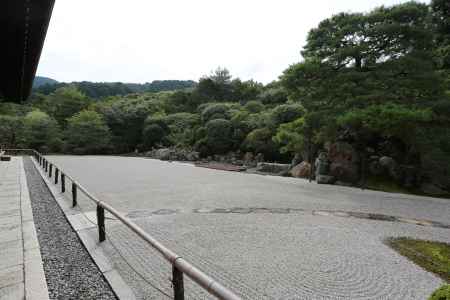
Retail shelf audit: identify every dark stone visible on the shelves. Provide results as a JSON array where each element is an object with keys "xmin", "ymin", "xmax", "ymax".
[
  {"xmin": 328, "ymin": 142, "xmax": 360, "ymax": 183},
  {"xmin": 256, "ymin": 162, "xmax": 290, "ymax": 174},
  {"xmin": 316, "ymin": 175, "xmax": 335, "ymax": 184}
]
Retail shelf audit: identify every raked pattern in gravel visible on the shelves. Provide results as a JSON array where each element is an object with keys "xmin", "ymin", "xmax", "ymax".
[{"xmin": 43, "ymin": 156, "xmax": 450, "ymax": 299}]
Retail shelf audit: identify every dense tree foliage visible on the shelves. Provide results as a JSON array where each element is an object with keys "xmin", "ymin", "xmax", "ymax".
[
  {"xmin": 21, "ymin": 110, "xmax": 62, "ymax": 152},
  {"xmin": 1, "ymin": 1, "xmax": 449, "ymax": 193},
  {"xmin": 33, "ymin": 80, "xmax": 196, "ymax": 99},
  {"xmin": 65, "ymin": 111, "xmax": 111, "ymax": 154}
]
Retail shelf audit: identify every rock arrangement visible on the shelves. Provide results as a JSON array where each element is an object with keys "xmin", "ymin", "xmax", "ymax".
[
  {"xmin": 286, "ymin": 142, "xmax": 449, "ymax": 196},
  {"xmin": 143, "ymin": 144, "xmax": 449, "ymax": 197},
  {"xmin": 145, "ymin": 148, "xmax": 200, "ymax": 162}
]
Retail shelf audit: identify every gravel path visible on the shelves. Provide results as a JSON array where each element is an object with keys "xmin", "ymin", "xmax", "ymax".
[{"xmin": 23, "ymin": 157, "xmax": 117, "ymax": 300}]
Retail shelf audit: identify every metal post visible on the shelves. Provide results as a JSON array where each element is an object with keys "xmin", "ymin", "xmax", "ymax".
[
  {"xmin": 45, "ymin": 160, "xmax": 48, "ymax": 172},
  {"xmin": 55, "ymin": 168, "xmax": 59, "ymax": 184},
  {"xmin": 97, "ymin": 205, "xmax": 106, "ymax": 242},
  {"xmin": 49, "ymin": 164, "xmax": 53, "ymax": 178},
  {"xmin": 61, "ymin": 173, "xmax": 65, "ymax": 193},
  {"xmin": 172, "ymin": 265, "xmax": 185, "ymax": 300},
  {"xmin": 72, "ymin": 183, "xmax": 77, "ymax": 207}
]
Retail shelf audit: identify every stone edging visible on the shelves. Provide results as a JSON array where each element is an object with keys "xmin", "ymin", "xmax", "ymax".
[
  {"xmin": 30, "ymin": 158, "xmax": 136, "ymax": 300},
  {"xmin": 19, "ymin": 157, "xmax": 50, "ymax": 300}
]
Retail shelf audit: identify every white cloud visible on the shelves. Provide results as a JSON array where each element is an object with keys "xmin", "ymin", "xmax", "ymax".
[{"xmin": 37, "ymin": 0, "xmax": 429, "ymax": 84}]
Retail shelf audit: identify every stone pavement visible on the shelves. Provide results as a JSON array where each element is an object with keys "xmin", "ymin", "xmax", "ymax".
[{"xmin": 0, "ymin": 157, "xmax": 48, "ymax": 299}]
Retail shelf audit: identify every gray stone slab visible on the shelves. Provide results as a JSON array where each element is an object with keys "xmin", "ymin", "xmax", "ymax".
[
  {"xmin": 0, "ymin": 216, "xmax": 20, "ymax": 227},
  {"xmin": 0, "ymin": 282, "xmax": 24, "ymax": 299},
  {"xmin": 22, "ymin": 220, "xmax": 39, "ymax": 251},
  {"xmin": 0, "ymin": 265, "xmax": 23, "ymax": 289},
  {"xmin": 0, "ymin": 209, "xmax": 20, "ymax": 219},
  {"xmin": 0, "ymin": 242, "xmax": 23, "ymax": 270},
  {"xmin": 67, "ymin": 213, "xmax": 97, "ymax": 231},
  {"xmin": 0, "ymin": 226, "xmax": 21, "ymax": 244},
  {"xmin": 103, "ymin": 270, "xmax": 137, "ymax": 300},
  {"xmin": 77, "ymin": 229, "xmax": 113, "ymax": 273},
  {"xmin": 24, "ymin": 247, "xmax": 49, "ymax": 300}
]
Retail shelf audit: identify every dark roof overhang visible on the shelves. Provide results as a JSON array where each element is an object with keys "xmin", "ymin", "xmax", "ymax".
[{"xmin": 0, "ymin": 0, "xmax": 55, "ymax": 102}]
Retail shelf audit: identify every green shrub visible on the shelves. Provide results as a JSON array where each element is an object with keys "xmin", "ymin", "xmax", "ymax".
[
  {"xmin": 429, "ymin": 285, "xmax": 450, "ymax": 300},
  {"xmin": 201, "ymin": 103, "xmax": 230, "ymax": 122},
  {"xmin": 243, "ymin": 128, "xmax": 279, "ymax": 159},
  {"xmin": 142, "ymin": 123, "xmax": 166, "ymax": 148},
  {"xmin": 271, "ymin": 104, "xmax": 305, "ymax": 125},
  {"xmin": 204, "ymin": 119, "xmax": 234, "ymax": 154},
  {"xmin": 244, "ymin": 101, "xmax": 264, "ymax": 113}
]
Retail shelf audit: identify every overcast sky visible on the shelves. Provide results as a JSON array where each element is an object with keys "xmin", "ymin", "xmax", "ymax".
[{"xmin": 37, "ymin": 0, "xmax": 428, "ymax": 84}]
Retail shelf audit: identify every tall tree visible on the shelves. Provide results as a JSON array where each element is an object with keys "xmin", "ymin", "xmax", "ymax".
[
  {"xmin": 33, "ymin": 86, "xmax": 91, "ymax": 128},
  {"xmin": 65, "ymin": 110, "xmax": 111, "ymax": 154}
]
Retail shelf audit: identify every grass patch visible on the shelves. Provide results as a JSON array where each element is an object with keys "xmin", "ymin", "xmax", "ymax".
[
  {"xmin": 387, "ymin": 238, "xmax": 450, "ymax": 282},
  {"xmin": 366, "ymin": 176, "xmax": 412, "ymax": 195},
  {"xmin": 429, "ymin": 284, "xmax": 450, "ymax": 300},
  {"xmin": 366, "ymin": 176, "xmax": 450, "ymax": 199}
]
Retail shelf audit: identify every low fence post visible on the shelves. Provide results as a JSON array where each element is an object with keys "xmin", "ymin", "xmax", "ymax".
[
  {"xmin": 72, "ymin": 183, "xmax": 77, "ymax": 207},
  {"xmin": 172, "ymin": 265, "xmax": 185, "ymax": 300},
  {"xmin": 96, "ymin": 205, "xmax": 106, "ymax": 242},
  {"xmin": 49, "ymin": 164, "xmax": 53, "ymax": 178},
  {"xmin": 55, "ymin": 168, "xmax": 59, "ymax": 184},
  {"xmin": 61, "ymin": 173, "xmax": 65, "ymax": 193}
]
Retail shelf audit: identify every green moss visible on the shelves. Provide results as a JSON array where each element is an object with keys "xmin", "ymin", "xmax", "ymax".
[
  {"xmin": 366, "ymin": 176, "xmax": 450, "ymax": 199},
  {"xmin": 366, "ymin": 176, "xmax": 413, "ymax": 195},
  {"xmin": 429, "ymin": 284, "xmax": 450, "ymax": 300},
  {"xmin": 387, "ymin": 238, "xmax": 450, "ymax": 282}
]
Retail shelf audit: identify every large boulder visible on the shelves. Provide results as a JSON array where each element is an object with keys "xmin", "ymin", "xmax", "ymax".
[
  {"xmin": 255, "ymin": 153, "xmax": 265, "ymax": 163},
  {"xmin": 290, "ymin": 153, "xmax": 302, "ymax": 169},
  {"xmin": 369, "ymin": 160, "xmax": 384, "ymax": 176},
  {"xmin": 155, "ymin": 148, "xmax": 172, "ymax": 161},
  {"xmin": 290, "ymin": 161, "xmax": 311, "ymax": 178},
  {"xmin": 330, "ymin": 163, "xmax": 359, "ymax": 183},
  {"xmin": 185, "ymin": 151, "xmax": 200, "ymax": 161},
  {"xmin": 379, "ymin": 156, "xmax": 402, "ymax": 181},
  {"xmin": 399, "ymin": 165, "xmax": 419, "ymax": 188},
  {"xmin": 256, "ymin": 162, "xmax": 290, "ymax": 174},
  {"xmin": 328, "ymin": 142, "xmax": 360, "ymax": 183},
  {"xmin": 316, "ymin": 175, "xmax": 335, "ymax": 184},
  {"xmin": 244, "ymin": 152, "xmax": 257, "ymax": 167},
  {"xmin": 379, "ymin": 156, "xmax": 396, "ymax": 169}
]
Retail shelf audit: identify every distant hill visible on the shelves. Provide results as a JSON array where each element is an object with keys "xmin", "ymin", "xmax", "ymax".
[
  {"xmin": 32, "ymin": 79, "xmax": 197, "ymax": 99},
  {"xmin": 33, "ymin": 76, "xmax": 58, "ymax": 88}
]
